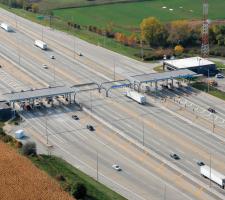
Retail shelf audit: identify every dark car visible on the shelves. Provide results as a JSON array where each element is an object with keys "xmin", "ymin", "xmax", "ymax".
[
  {"xmin": 170, "ymin": 153, "xmax": 180, "ymax": 160},
  {"xmin": 87, "ymin": 125, "xmax": 95, "ymax": 131},
  {"xmin": 197, "ymin": 161, "xmax": 205, "ymax": 166},
  {"xmin": 208, "ymin": 107, "xmax": 216, "ymax": 113},
  {"xmin": 72, "ymin": 115, "xmax": 79, "ymax": 120}
]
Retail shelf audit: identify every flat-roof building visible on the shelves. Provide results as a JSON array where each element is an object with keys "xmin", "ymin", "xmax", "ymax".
[{"xmin": 163, "ymin": 57, "xmax": 216, "ymax": 76}]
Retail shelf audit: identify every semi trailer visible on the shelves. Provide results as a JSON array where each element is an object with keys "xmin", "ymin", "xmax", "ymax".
[
  {"xmin": 200, "ymin": 165, "xmax": 225, "ymax": 189},
  {"xmin": 126, "ymin": 90, "xmax": 146, "ymax": 104},
  {"xmin": 34, "ymin": 40, "xmax": 47, "ymax": 50},
  {"xmin": 0, "ymin": 23, "xmax": 12, "ymax": 32}
]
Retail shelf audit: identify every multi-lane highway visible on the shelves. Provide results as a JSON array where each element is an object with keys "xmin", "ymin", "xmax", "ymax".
[{"xmin": 1, "ymin": 7, "xmax": 225, "ymax": 200}]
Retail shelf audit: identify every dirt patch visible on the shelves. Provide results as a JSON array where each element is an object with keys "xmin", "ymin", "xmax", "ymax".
[{"xmin": 0, "ymin": 141, "xmax": 74, "ymax": 200}]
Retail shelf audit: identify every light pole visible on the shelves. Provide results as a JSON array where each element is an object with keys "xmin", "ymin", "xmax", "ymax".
[
  {"xmin": 207, "ymin": 67, "xmax": 210, "ymax": 93},
  {"xmin": 41, "ymin": 26, "xmax": 44, "ymax": 41},
  {"xmin": 97, "ymin": 151, "xmax": 99, "ymax": 181},
  {"xmin": 113, "ymin": 57, "xmax": 116, "ymax": 81},
  {"xmin": 46, "ymin": 117, "xmax": 48, "ymax": 145},
  {"xmin": 74, "ymin": 38, "xmax": 76, "ymax": 59},
  {"xmin": 209, "ymin": 153, "xmax": 212, "ymax": 188},
  {"xmin": 142, "ymin": 121, "xmax": 145, "ymax": 146}
]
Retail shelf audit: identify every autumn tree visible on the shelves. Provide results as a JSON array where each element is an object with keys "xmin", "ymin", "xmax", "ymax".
[
  {"xmin": 174, "ymin": 45, "xmax": 184, "ymax": 55},
  {"xmin": 140, "ymin": 17, "xmax": 167, "ymax": 47},
  {"xmin": 167, "ymin": 20, "xmax": 190, "ymax": 46},
  {"xmin": 127, "ymin": 32, "xmax": 137, "ymax": 47}
]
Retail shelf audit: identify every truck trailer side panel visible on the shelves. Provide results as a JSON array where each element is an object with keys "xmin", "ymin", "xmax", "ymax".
[{"xmin": 200, "ymin": 165, "xmax": 225, "ymax": 188}]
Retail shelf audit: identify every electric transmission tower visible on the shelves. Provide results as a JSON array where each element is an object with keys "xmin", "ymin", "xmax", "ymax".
[{"xmin": 201, "ymin": 0, "xmax": 209, "ymax": 58}]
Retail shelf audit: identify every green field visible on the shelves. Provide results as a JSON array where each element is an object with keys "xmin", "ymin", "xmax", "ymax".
[{"xmin": 53, "ymin": 0, "xmax": 225, "ymax": 33}]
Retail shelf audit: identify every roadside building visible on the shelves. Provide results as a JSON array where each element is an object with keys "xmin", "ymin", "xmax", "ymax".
[
  {"xmin": 163, "ymin": 57, "xmax": 216, "ymax": 76},
  {"xmin": 0, "ymin": 101, "xmax": 12, "ymax": 121}
]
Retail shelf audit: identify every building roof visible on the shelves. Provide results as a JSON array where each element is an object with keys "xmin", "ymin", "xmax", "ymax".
[
  {"xmin": 164, "ymin": 57, "xmax": 215, "ymax": 69},
  {"xmin": 3, "ymin": 86, "xmax": 76, "ymax": 102},
  {"xmin": 130, "ymin": 69, "xmax": 196, "ymax": 83}
]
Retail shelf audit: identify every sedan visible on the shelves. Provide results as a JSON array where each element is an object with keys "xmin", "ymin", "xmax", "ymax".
[
  {"xmin": 208, "ymin": 107, "xmax": 216, "ymax": 113},
  {"xmin": 197, "ymin": 161, "xmax": 205, "ymax": 166},
  {"xmin": 87, "ymin": 125, "xmax": 95, "ymax": 131},
  {"xmin": 72, "ymin": 115, "xmax": 79, "ymax": 120},
  {"xmin": 170, "ymin": 153, "xmax": 180, "ymax": 160},
  {"xmin": 112, "ymin": 164, "xmax": 122, "ymax": 171},
  {"xmin": 215, "ymin": 73, "xmax": 224, "ymax": 79}
]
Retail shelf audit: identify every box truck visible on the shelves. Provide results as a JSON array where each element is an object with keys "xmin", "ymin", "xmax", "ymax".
[
  {"xmin": 0, "ymin": 23, "xmax": 12, "ymax": 32},
  {"xmin": 34, "ymin": 40, "xmax": 47, "ymax": 50},
  {"xmin": 200, "ymin": 165, "xmax": 225, "ymax": 189},
  {"xmin": 126, "ymin": 90, "xmax": 146, "ymax": 104}
]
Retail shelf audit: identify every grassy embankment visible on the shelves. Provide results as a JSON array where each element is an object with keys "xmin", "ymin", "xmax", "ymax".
[{"xmin": 30, "ymin": 155, "xmax": 126, "ymax": 200}]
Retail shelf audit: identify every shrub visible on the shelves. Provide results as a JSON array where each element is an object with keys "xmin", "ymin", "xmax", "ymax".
[
  {"xmin": 72, "ymin": 182, "xmax": 87, "ymax": 199},
  {"xmin": 55, "ymin": 174, "xmax": 66, "ymax": 182},
  {"xmin": 22, "ymin": 142, "xmax": 37, "ymax": 156},
  {"xmin": 2, "ymin": 134, "xmax": 13, "ymax": 143},
  {"xmin": 0, "ymin": 127, "xmax": 5, "ymax": 136},
  {"xmin": 62, "ymin": 183, "xmax": 72, "ymax": 192},
  {"xmin": 15, "ymin": 141, "xmax": 23, "ymax": 148}
]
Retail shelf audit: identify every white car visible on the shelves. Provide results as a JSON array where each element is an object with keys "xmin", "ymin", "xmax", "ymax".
[
  {"xmin": 42, "ymin": 64, "xmax": 48, "ymax": 69},
  {"xmin": 215, "ymin": 73, "xmax": 224, "ymax": 78},
  {"xmin": 50, "ymin": 55, "xmax": 55, "ymax": 59},
  {"xmin": 112, "ymin": 164, "xmax": 121, "ymax": 171}
]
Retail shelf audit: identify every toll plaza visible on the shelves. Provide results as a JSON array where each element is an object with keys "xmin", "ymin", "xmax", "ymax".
[
  {"xmin": 129, "ymin": 69, "xmax": 197, "ymax": 92},
  {"xmin": 3, "ymin": 86, "xmax": 77, "ymax": 109}
]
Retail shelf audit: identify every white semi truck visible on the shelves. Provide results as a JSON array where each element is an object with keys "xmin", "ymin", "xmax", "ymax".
[
  {"xmin": 200, "ymin": 165, "xmax": 225, "ymax": 189},
  {"xmin": 0, "ymin": 23, "xmax": 13, "ymax": 32},
  {"xmin": 126, "ymin": 90, "xmax": 146, "ymax": 104},
  {"xmin": 34, "ymin": 40, "xmax": 47, "ymax": 50}
]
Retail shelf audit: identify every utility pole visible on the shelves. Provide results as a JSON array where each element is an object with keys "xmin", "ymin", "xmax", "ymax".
[{"xmin": 201, "ymin": 0, "xmax": 209, "ymax": 58}]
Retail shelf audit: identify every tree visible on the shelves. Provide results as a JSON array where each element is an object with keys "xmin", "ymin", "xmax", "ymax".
[
  {"xmin": 127, "ymin": 32, "xmax": 137, "ymax": 47},
  {"xmin": 174, "ymin": 45, "xmax": 184, "ymax": 55},
  {"xmin": 22, "ymin": 142, "xmax": 36, "ymax": 156},
  {"xmin": 72, "ymin": 182, "xmax": 87, "ymax": 199},
  {"xmin": 31, "ymin": 3, "xmax": 39, "ymax": 13},
  {"xmin": 140, "ymin": 17, "xmax": 167, "ymax": 47},
  {"xmin": 167, "ymin": 20, "xmax": 190, "ymax": 46}
]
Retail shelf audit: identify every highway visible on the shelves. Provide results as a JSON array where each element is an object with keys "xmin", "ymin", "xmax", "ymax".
[{"xmin": 1, "ymin": 8, "xmax": 225, "ymax": 200}]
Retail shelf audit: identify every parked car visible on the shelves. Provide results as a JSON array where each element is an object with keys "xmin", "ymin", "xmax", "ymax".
[
  {"xmin": 215, "ymin": 73, "xmax": 224, "ymax": 79},
  {"xmin": 170, "ymin": 153, "xmax": 180, "ymax": 160},
  {"xmin": 208, "ymin": 107, "xmax": 216, "ymax": 113},
  {"xmin": 112, "ymin": 164, "xmax": 122, "ymax": 171},
  {"xmin": 86, "ymin": 124, "xmax": 95, "ymax": 131},
  {"xmin": 197, "ymin": 161, "xmax": 205, "ymax": 166},
  {"xmin": 72, "ymin": 115, "xmax": 79, "ymax": 120},
  {"xmin": 50, "ymin": 55, "xmax": 55, "ymax": 59}
]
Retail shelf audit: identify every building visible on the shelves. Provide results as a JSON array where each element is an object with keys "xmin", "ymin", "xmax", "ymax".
[
  {"xmin": 163, "ymin": 57, "xmax": 216, "ymax": 76},
  {"xmin": 0, "ymin": 101, "xmax": 12, "ymax": 121}
]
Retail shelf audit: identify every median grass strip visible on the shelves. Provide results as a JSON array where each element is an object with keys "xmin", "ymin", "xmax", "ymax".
[
  {"xmin": 191, "ymin": 82, "xmax": 225, "ymax": 101},
  {"xmin": 30, "ymin": 155, "xmax": 126, "ymax": 200}
]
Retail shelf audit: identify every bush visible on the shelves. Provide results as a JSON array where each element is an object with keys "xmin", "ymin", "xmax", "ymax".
[
  {"xmin": 2, "ymin": 134, "xmax": 13, "ymax": 143},
  {"xmin": 22, "ymin": 142, "xmax": 37, "ymax": 156},
  {"xmin": 72, "ymin": 182, "xmax": 87, "ymax": 199},
  {"xmin": 0, "ymin": 127, "xmax": 5, "ymax": 136},
  {"xmin": 15, "ymin": 141, "xmax": 23, "ymax": 148},
  {"xmin": 55, "ymin": 174, "xmax": 66, "ymax": 182}
]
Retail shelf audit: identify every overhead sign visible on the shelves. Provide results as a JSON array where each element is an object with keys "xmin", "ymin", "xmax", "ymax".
[{"xmin": 111, "ymin": 83, "xmax": 130, "ymax": 89}]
